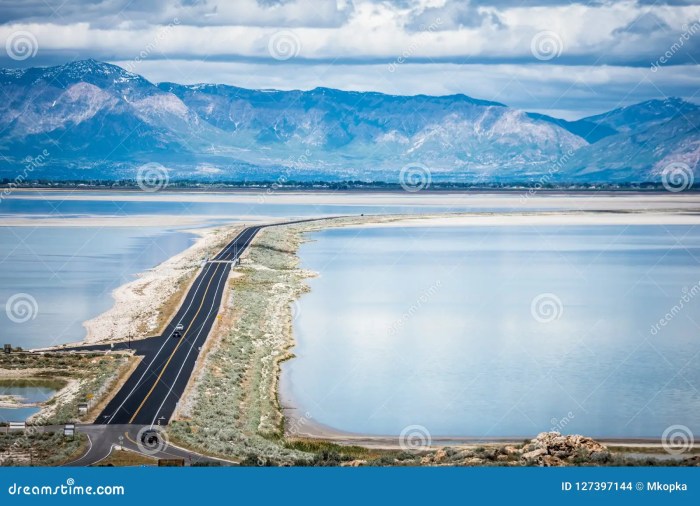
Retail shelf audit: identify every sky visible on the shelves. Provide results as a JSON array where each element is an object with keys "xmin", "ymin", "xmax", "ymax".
[{"xmin": 0, "ymin": 0, "xmax": 699, "ymax": 119}]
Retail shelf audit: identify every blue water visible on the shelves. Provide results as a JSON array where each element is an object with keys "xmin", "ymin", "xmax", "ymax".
[
  {"xmin": 0, "ymin": 384, "xmax": 57, "ymax": 423},
  {"xmin": 0, "ymin": 191, "xmax": 559, "ymax": 349},
  {"xmin": 282, "ymin": 225, "xmax": 700, "ymax": 439},
  {"xmin": 0, "ymin": 226, "xmax": 197, "ymax": 348},
  {"xmin": 0, "ymin": 190, "xmax": 562, "ymax": 222}
]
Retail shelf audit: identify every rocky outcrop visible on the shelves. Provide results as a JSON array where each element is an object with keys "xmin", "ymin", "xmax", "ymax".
[
  {"xmin": 418, "ymin": 432, "xmax": 611, "ymax": 467},
  {"xmin": 520, "ymin": 432, "xmax": 611, "ymax": 466}
]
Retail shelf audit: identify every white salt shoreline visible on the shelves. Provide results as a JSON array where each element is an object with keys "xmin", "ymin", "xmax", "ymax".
[
  {"xmin": 6, "ymin": 190, "xmax": 700, "ymax": 212},
  {"xmin": 67, "ymin": 208, "xmax": 699, "ymax": 347},
  {"xmin": 66, "ymin": 224, "xmax": 243, "ymax": 345},
  {"xmin": 346, "ymin": 211, "xmax": 700, "ymax": 228}
]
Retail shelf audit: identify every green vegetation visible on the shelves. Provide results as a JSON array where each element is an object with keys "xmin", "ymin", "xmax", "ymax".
[
  {"xmin": 0, "ymin": 431, "xmax": 87, "ymax": 466},
  {"xmin": 95, "ymin": 449, "xmax": 158, "ymax": 467},
  {"xmin": 2, "ymin": 179, "xmax": 690, "ymax": 192},
  {"xmin": 0, "ymin": 351, "xmax": 133, "ymax": 425},
  {"xmin": 169, "ymin": 225, "xmax": 312, "ymax": 463}
]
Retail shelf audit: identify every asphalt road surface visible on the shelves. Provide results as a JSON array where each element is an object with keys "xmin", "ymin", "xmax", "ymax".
[
  {"xmin": 64, "ymin": 425, "xmax": 229, "ymax": 466},
  {"xmin": 93, "ymin": 226, "xmax": 260, "ymax": 426},
  {"xmin": 42, "ymin": 218, "xmax": 338, "ymax": 465}
]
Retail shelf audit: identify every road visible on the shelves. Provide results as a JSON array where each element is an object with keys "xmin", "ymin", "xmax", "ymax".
[
  {"xmin": 65, "ymin": 425, "xmax": 230, "ymax": 466},
  {"xmin": 45, "ymin": 218, "xmax": 338, "ymax": 465},
  {"xmin": 92, "ymin": 225, "xmax": 260, "ymax": 426}
]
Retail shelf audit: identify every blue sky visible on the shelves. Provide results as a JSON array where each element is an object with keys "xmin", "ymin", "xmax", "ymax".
[{"xmin": 0, "ymin": 0, "xmax": 699, "ymax": 118}]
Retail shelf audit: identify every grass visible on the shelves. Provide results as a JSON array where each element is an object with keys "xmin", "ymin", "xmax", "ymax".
[
  {"xmin": 0, "ymin": 352, "xmax": 133, "ymax": 425},
  {"xmin": 0, "ymin": 431, "xmax": 87, "ymax": 466},
  {"xmin": 0, "ymin": 378, "xmax": 66, "ymax": 390},
  {"xmin": 608, "ymin": 445, "xmax": 700, "ymax": 455},
  {"xmin": 169, "ymin": 225, "xmax": 313, "ymax": 464},
  {"xmin": 95, "ymin": 449, "xmax": 158, "ymax": 467},
  {"xmin": 163, "ymin": 217, "xmax": 700, "ymax": 467}
]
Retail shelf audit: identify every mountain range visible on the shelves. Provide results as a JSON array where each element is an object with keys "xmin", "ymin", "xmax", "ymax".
[{"xmin": 0, "ymin": 59, "xmax": 698, "ymax": 184}]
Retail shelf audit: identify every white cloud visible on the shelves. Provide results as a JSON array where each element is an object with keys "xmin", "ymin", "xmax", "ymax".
[
  {"xmin": 0, "ymin": 1, "xmax": 698, "ymax": 62},
  {"xmin": 112, "ymin": 59, "xmax": 700, "ymax": 119},
  {"xmin": 1, "ymin": 0, "xmax": 699, "ymax": 116}
]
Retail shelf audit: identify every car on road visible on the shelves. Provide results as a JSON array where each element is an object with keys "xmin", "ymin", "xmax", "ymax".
[
  {"xmin": 172, "ymin": 330, "xmax": 182, "ymax": 339},
  {"xmin": 175, "ymin": 323, "xmax": 184, "ymax": 331}
]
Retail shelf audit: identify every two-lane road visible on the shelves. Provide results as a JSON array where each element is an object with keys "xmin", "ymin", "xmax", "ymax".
[{"xmin": 95, "ymin": 226, "xmax": 260, "ymax": 426}]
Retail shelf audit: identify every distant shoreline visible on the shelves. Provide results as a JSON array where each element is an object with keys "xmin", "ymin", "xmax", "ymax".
[{"xmin": 2, "ymin": 185, "xmax": 697, "ymax": 195}]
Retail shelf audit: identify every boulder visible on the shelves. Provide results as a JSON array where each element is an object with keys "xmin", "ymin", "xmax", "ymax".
[{"xmin": 520, "ymin": 432, "xmax": 610, "ymax": 466}]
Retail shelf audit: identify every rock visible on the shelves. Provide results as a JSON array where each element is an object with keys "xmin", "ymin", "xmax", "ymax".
[
  {"xmin": 682, "ymin": 456, "xmax": 700, "ymax": 467},
  {"xmin": 341, "ymin": 459, "xmax": 366, "ymax": 467},
  {"xmin": 519, "ymin": 432, "xmax": 610, "ymax": 466},
  {"xmin": 522, "ymin": 448, "xmax": 547, "ymax": 460},
  {"xmin": 433, "ymin": 448, "xmax": 448, "ymax": 462}
]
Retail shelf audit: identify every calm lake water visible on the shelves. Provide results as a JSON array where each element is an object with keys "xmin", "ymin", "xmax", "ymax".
[
  {"xmin": 0, "ymin": 383, "xmax": 57, "ymax": 423},
  {"xmin": 0, "ymin": 226, "xmax": 196, "ymax": 348},
  {"xmin": 0, "ymin": 190, "xmax": 564, "ymax": 221},
  {"xmin": 0, "ymin": 191, "xmax": 555, "ymax": 349},
  {"xmin": 282, "ymin": 225, "xmax": 700, "ymax": 438}
]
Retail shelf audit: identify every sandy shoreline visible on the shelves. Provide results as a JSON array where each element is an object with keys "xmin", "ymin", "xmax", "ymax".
[
  {"xmin": 0, "ymin": 214, "xmax": 283, "ymax": 227},
  {"xmin": 349, "ymin": 210, "xmax": 700, "ymax": 227},
  {"xmin": 5, "ymin": 189, "xmax": 700, "ymax": 211},
  {"xmin": 56, "ymin": 224, "xmax": 243, "ymax": 346},
  {"xmin": 275, "ymin": 211, "xmax": 700, "ymax": 447},
  {"xmin": 14, "ymin": 204, "xmax": 700, "ymax": 451}
]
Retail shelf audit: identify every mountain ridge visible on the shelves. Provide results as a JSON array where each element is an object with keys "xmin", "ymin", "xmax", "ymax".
[{"xmin": 0, "ymin": 59, "xmax": 697, "ymax": 184}]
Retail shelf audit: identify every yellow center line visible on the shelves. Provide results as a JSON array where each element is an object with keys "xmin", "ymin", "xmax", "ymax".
[{"xmin": 128, "ymin": 263, "xmax": 223, "ymax": 423}]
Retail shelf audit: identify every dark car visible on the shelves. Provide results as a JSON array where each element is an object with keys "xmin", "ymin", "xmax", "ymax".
[{"xmin": 172, "ymin": 330, "xmax": 182, "ymax": 339}]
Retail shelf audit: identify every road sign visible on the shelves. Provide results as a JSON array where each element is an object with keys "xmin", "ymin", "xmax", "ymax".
[
  {"xmin": 8, "ymin": 422, "xmax": 26, "ymax": 432},
  {"xmin": 64, "ymin": 424, "xmax": 75, "ymax": 437},
  {"xmin": 3, "ymin": 344, "xmax": 11, "ymax": 354},
  {"xmin": 78, "ymin": 402, "xmax": 88, "ymax": 415}
]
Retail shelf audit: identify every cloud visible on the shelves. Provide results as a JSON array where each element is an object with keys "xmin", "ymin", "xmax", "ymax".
[
  {"xmin": 612, "ymin": 12, "xmax": 670, "ymax": 35},
  {"xmin": 0, "ymin": 0, "xmax": 698, "ymax": 65},
  {"xmin": 108, "ymin": 58, "xmax": 700, "ymax": 119},
  {"xmin": 1, "ymin": 0, "xmax": 698, "ymax": 117}
]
